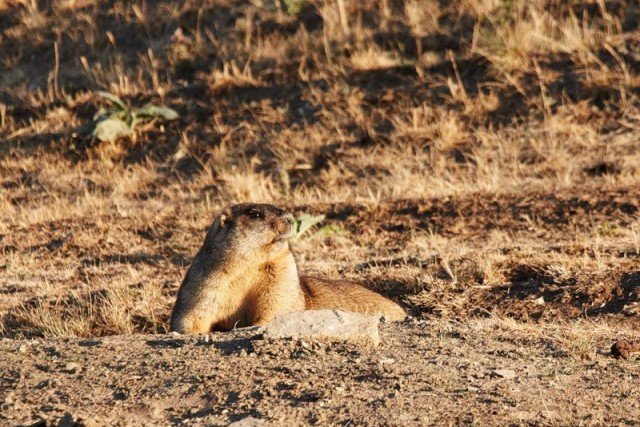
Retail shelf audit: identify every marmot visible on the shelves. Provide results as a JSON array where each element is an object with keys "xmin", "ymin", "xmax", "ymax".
[{"xmin": 170, "ymin": 203, "xmax": 406, "ymax": 334}]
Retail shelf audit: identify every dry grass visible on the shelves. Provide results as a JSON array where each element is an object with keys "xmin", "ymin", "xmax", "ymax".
[{"xmin": 1, "ymin": 0, "xmax": 639, "ymax": 337}]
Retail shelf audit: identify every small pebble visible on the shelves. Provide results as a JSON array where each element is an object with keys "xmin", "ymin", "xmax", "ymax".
[
  {"xmin": 64, "ymin": 363, "xmax": 79, "ymax": 373},
  {"xmin": 493, "ymin": 369, "xmax": 516, "ymax": 380}
]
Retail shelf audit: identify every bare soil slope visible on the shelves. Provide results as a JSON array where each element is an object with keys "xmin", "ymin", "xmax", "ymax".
[{"xmin": 2, "ymin": 321, "xmax": 640, "ymax": 426}]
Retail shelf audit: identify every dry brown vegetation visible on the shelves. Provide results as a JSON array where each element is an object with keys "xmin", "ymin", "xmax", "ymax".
[{"xmin": 1, "ymin": 0, "xmax": 640, "ymax": 333}]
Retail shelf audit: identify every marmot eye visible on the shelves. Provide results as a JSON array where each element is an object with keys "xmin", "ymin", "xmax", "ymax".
[{"xmin": 247, "ymin": 208, "xmax": 264, "ymax": 219}]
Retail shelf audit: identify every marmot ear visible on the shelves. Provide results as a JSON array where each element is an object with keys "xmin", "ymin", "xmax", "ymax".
[{"xmin": 205, "ymin": 213, "xmax": 226, "ymax": 243}]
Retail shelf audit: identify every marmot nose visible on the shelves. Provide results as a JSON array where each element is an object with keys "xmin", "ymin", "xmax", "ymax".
[{"xmin": 283, "ymin": 213, "xmax": 294, "ymax": 226}]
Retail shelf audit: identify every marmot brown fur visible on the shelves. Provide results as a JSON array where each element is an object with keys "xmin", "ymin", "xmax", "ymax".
[{"xmin": 170, "ymin": 203, "xmax": 406, "ymax": 334}]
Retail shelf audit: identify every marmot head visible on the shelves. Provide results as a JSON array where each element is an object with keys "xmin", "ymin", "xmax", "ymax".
[{"xmin": 203, "ymin": 203, "xmax": 295, "ymax": 262}]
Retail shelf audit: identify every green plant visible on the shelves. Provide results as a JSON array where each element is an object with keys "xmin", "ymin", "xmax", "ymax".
[
  {"xmin": 89, "ymin": 91, "xmax": 178, "ymax": 142},
  {"xmin": 317, "ymin": 223, "xmax": 345, "ymax": 237},
  {"xmin": 291, "ymin": 214, "xmax": 325, "ymax": 239},
  {"xmin": 283, "ymin": 0, "xmax": 306, "ymax": 15}
]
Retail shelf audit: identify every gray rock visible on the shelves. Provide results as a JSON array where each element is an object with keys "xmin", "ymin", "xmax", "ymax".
[
  {"xmin": 263, "ymin": 310, "xmax": 380, "ymax": 346},
  {"xmin": 228, "ymin": 416, "xmax": 267, "ymax": 426}
]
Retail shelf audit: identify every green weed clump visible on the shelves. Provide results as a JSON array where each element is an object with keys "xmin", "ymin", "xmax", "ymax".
[
  {"xmin": 88, "ymin": 91, "xmax": 178, "ymax": 142},
  {"xmin": 292, "ymin": 214, "xmax": 326, "ymax": 239}
]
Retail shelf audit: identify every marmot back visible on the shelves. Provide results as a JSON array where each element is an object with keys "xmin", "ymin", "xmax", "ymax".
[
  {"xmin": 170, "ymin": 203, "xmax": 405, "ymax": 334},
  {"xmin": 301, "ymin": 276, "xmax": 406, "ymax": 321}
]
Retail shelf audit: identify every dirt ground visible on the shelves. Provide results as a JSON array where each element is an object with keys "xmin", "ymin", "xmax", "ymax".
[
  {"xmin": 2, "ymin": 320, "xmax": 640, "ymax": 426},
  {"xmin": 2, "ymin": 0, "xmax": 640, "ymax": 425}
]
